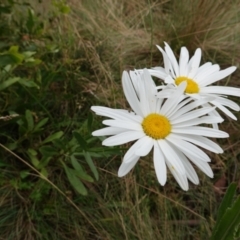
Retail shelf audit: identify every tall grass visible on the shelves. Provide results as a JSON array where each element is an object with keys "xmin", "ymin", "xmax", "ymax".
[{"xmin": 0, "ymin": 0, "xmax": 239, "ymax": 239}]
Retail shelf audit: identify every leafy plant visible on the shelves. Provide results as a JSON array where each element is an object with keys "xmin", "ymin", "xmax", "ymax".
[{"xmin": 211, "ymin": 183, "xmax": 240, "ymax": 240}]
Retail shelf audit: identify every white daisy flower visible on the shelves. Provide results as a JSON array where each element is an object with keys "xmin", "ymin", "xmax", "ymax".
[
  {"xmin": 91, "ymin": 69, "xmax": 228, "ymax": 191},
  {"xmin": 147, "ymin": 42, "xmax": 240, "ymax": 125}
]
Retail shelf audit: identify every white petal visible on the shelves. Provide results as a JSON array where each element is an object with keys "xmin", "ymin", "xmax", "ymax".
[
  {"xmin": 103, "ymin": 120, "xmax": 142, "ymax": 131},
  {"xmin": 183, "ymin": 153, "xmax": 213, "ymax": 178},
  {"xmin": 179, "ymin": 47, "xmax": 189, "ymax": 76},
  {"xmin": 129, "ymin": 70, "xmax": 140, "ymax": 96},
  {"xmin": 122, "ymin": 71, "xmax": 143, "ymax": 116},
  {"xmin": 173, "ymin": 116, "xmax": 223, "ymax": 128},
  {"xmin": 160, "ymin": 82, "xmax": 187, "ymax": 116},
  {"xmin": 148, "ymin": 68, "xmax": 168, "ymax": 80},
  {"xmin": 164, "ymin": 42, "xmax": 180, "ymax": 76},
  {"xmin": 92, "ymin": 127, "xmax": 125, "ymax": 136},
  {"xmin": 166, "ymin": 135, "xmax": 211, "ymax": 162},
  {"xmin": 199, "ymin": 66, "xmax": 237, "ymax": 86},
  {"xmin": 203, "ymin": 103, "xmax": 221, "ymax": 129},
  {"xmin": 214, "ymin": 97, "xmax": 240, "ymax": 111},
  {"xmin": 165, "ymin": 75, "xmax": 175, "ymax": 84},
  {"xmin": 103, "ymin": 131, "xmax": 145, "ymax": 146},
  {"xmin": 166, "ymin": 160, "xmax": 189, "ymax": 191},
  {"xmin": 156, "ymin": 45, "xmax": 176, "ymax": 78},
  {"xmin": 135, "ymin": 136, "xmax": 153, "ymax": 156},
  {"xmin": 158, "ymin": 140, "xmax": 185, "ymax": 174},
  {"xmin": 153, "ymin": 141, "xmax": 167, "ymax": 185},
  {"xmin": 173, "ymin": 147, "xmax": 199, "ymax": 184},
  {"xmin": 142, "ymin": 69, "xmax": 157, "ymax": 113},
  {"xmin": 124, "ymin": 137, "xmax": 148, "ymax": 163},
  {"xmin": 167, "ymin": 97, "xmax": 193, "ymax": 118},
  {"xmin": 170, "ymin": 97, "xmax": 215, "ymax": 120},
  {"xmin": 169, "ymin": 133, "xmax": 223, "ymax": 153},
  {"xmin": 118, "ymin": 155, "xmax": 139, "ymax": 177},
  {"xmin": 188, "ymin": 48, "xmax": 202, "ymax": 78},
  {"xmin": 170, "ymin": 107, "xmax": 216, "ymax": 124},
  {"xmin": 201, "ymin": 86, "xmax": 240, "ymax": 97},
  {"xmin": 172, "ymin": 126, "xmax": 228, "ymax": 138},
  {"xmin": 211, "ymin": 100, "xmax": 237, "ymax": 120},
  {"xmin": 195, "ymin": 64, "xmax": 220, "ymax": 83},
  {"xmin": 91, "ymin": 106, "xmax": 143, "ymax": 123},
  {"xmin": 194, "ymin": 62, "xmax": 212, "ymax": 76}
]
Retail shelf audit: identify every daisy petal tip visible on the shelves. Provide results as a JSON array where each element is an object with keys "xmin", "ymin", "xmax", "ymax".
[
  {"xmin": 91, "ymin": 131, "xmax": 98, "ymax": 136},
  {"xmin": 91, "ymin": 106, "xmax": 97, "ymax": 112},
  {"xmin": 117, "ymin": 171, "xmax": 124, "ymax": 178},
  {"xmin": 102, "ymin": 140, "xmax": 111, "ymax": 146},
  {"xmin": 182, "ymin": 186, "xmax": 189, "ymax": 191},
  {"xmin": 159, "ymin": 177, "xmax": 167, "ymax": 186}
]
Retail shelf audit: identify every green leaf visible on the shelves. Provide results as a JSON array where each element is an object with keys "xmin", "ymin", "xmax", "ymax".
[
  {"xmin": 38, "ymin": 157, "xmax": 51, "ymax": 169},
  {"xmin": 18, "ymin": 78, "xmax": 39, "ymax": 88},
  {"xmin": 5, "ymin": 142, "xmax": 18, "ymax": 150},
  {"xmin": 217, "ymin": 183, "xmax": 237, "ymax": 222},
  {"xmin": 211, "ymin": 197, "xmax": 240, "ymax": 240},
  {"xmin": 0, "ymin": 77, "xmax": 20, "ymax": 91},
  {"xmin": 25, "ymin": 110, "xmax": 34, "ymax": 131},
  {"xmin": 20, "ymin": 170, "xmax": 30, "ymax": 179},
  {"xmin": 63, "ymin": 164, "xmax": 87, "ymax": 196},
  {"xmin": 83, "ymin": 151, "xmax": 98, "ymax": 181},
  {"xmin": 26, "ymin": 8, "xmax": 35, "ymax": 33},
  {"xmin": 42, "ymin": 131, "xmax": 64, "ymax": 144},
  {"xmin": 8, "ymin": 46, "xmax": 19, "ymax": 53},
  {"xmin": 22, "ymin": 51, "xmax": 36, "ymax": 58},
  {"xmin": 71, "ymin": 156, "xmax": 94, "ymax": 182},
  {"xmin": 33, "ymin": 118, "xmax": 48, "ymax": 132},
  {"xmin": 27, "ymin": 149, "xmax": 39, "ymax": 167},
  {"xmin": 39, "ymin": 146, "xmax": 58, "ymax": 157},
  {"xmin": 40, "ymin": 168, "xmax": 48, "ymax": 178},
  {"xmin": 73, "ymin": 131, "xmax": 87, "ymax": 150},
  {"xmin": 25, "ymin": 58, "xmax": 42, "ymax": 66}
]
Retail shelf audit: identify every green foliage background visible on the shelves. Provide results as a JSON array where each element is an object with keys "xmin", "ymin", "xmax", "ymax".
[{"xmin": 0, "ymin": 0, "xmax": 239, "ymax": 239}]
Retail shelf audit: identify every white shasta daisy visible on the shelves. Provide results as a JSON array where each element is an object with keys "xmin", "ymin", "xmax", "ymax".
[
  {"xmin": 91, "ymin": 69, "xmax": 228, "ymax": 191},
  {"xmin": 147, "ymin": 42, "xmax": 240, "ymax": 125}
]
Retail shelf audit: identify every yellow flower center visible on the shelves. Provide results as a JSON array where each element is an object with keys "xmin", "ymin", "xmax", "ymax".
[
  {"xmin": 175, "ymin": 76, "xmax": 199, "ymax": 94},
  {"xmin": 142, "ymin": 113, "xmax": 171, "ymax": 140}
]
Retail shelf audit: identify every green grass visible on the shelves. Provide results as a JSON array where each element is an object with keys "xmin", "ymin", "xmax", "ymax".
[{"xmin": 0, "ymin": 0, "xmax": 239, "ymax": 239}]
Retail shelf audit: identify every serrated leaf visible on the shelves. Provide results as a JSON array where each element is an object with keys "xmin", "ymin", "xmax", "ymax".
[
  {"xmin": 73, "ymin": 132, "xmax": 87, "ymax": 150},
  {"xmin": 71, "ymin": 156, "xmax": 94, "ymax": 182},
  {"xmin": 63, "ymin": 164, "xmax": 87, "ymax": 196},
  {"xmin": 39, "ymin": 146, "xmax": 58, "ymax": 157},
  {"xmin": 42, "ymin": 131, "xmax": 64, "ymax": 144},
  {"xmin": 25, "ymin": 110, "xmax": 34, "ymax": 131},
  {"xmin": 83, "ymin": 151, "xmax": 98, "ymax": 181},
  {"xmin": 0, "ymin": 77, "xmax": 20, "ymax": 91}
]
